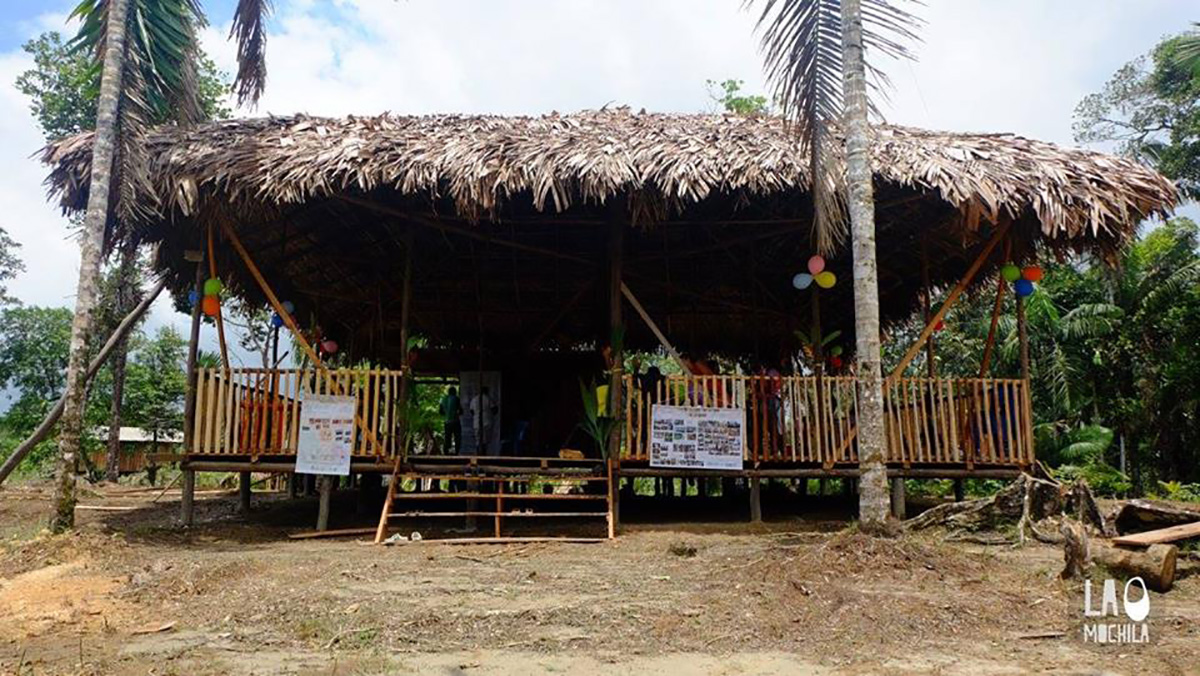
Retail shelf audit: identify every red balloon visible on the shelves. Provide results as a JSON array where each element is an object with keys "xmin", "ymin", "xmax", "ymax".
[
  {"xmin": 1022, "ymin": 266, "xmax": 1044, "ymax": 282},
  {"xmin": 829, "ymin": 355, "xmax": 843, "ymax": 369},
  {"xmin": 202, "ymin": 295, "xmax": 220, "ymax": 317},
  {"xmin": 321, "ymin": 339, "xmax": 339, "ymax": 354},
  {"xmin": 935, "ymin": 320, "xmax": 945, "ymax": 331}
]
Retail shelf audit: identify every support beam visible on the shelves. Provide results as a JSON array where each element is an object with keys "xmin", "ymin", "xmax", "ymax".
[
  {"xmin": 889, "ymin": 221, "xmax": 1011, "ymax": 380},
  {"xmin": 978, "ymin": 275, "xmax": 1007, "ymax": 377},
  {"xmin": 180, "ymin": 469, "xmax": 195, "ymax": 526},
  {"xmin": 220, "ymin": 221, "xmax": 382, "ymax": 451},
  {"xmin": 621, "ymin": 283, "xmax": 690, "ymax": 374},
  {"xmin": 607, "ymin": 201, "xmax": 625, "ymax": 461},
  {"xmin": 1016, "ymin": 294, "xmax": 1031, "ymax": 382},
  {"xmin": 182, "ymin": 261, "xmax": 204, "ymax": 455}
]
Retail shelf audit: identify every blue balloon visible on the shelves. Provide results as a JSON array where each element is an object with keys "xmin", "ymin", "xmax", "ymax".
[
  {"xmin": 281, "ymin": 300, "xmax": 295, "ymax": 314},
  {"xmin": 187, "ymin": 289, "xmax": 199, "ymax": 307},
  {"xmin": 1014, "ymin": 278, "xmax": 1035, "ymax": 297},
  {"xmin": 792, "ymin": 273, "xmax": 814, "ymax": 290},
  {"xmin": 271, "ymin": 313, "xmax": 284, "ymax": 328}
]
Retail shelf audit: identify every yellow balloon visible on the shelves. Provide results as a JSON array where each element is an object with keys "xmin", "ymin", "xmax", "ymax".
[{"xmin": 815, "ymin": 271, "xmax": 836, "ymax": 289}]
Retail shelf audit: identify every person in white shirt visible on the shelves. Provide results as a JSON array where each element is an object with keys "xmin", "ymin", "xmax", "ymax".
[{"xmin": 469, "ymin": 386, "xmax": 496, "ymax": 454}]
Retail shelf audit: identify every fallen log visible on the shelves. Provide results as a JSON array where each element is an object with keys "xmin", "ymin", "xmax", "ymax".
[
  {"xmin": 1113, "ymin": 521, "xmax": 1200, "ymax": 548},
  {"xmin": 1114, "ymin": 500, "xmax": 1200, "ymax": 535},
  {"xmin": 907, "ymin": 474, "xmax": 1062, "ymax": 532},
  {"xmin": 1093, "ymin": 543, "xmax": 1178, "ymax": 593}
]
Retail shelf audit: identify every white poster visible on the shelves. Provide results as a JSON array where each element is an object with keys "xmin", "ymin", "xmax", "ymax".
[
  {"xmin": 296, "ymin": 394, "xmax": 356, "ymax": 475},
  {"xmin": 650, "ymin": 405, "xmax": 745, "ymax": 470}
]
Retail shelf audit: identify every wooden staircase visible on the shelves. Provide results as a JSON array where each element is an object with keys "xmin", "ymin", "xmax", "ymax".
[{"xmin": 373, "ymin": 456, "xmax": 615, "ymax": 543}]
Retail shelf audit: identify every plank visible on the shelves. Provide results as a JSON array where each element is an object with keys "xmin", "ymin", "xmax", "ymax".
[{"xmin": 1113, "ymin": 521, "xmax": 1200, "ymax": 547}]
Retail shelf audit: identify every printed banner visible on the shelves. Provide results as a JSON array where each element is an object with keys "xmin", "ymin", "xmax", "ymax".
[
  {"xmin": 295, "ymin": 394, "xmax": 356, "ymax": 475},
  {"xmin": 649, "ymin": 405, "xmax": 745, "ymax": 470}
]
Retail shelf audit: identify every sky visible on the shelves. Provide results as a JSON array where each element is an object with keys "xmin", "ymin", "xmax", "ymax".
[{"xmin": 0, "ymin": 0, "xmax": 1194, "ymax": 376}]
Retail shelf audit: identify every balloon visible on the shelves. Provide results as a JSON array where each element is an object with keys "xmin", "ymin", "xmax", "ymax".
[
  {"xmin": 830, "ymin": 345, "xmax": 843, "ymax": 357},
  {"xmin": 271, "ymin": 313, "xmax": 284, "ymax": 328},
  {"xmin": 807, "ymin": 255, "xmax": 825, "ymax": 275},
  {"xmin": 202, "ymin": 295, "xmax": 220, "ymax": 317},
  {"xmin": 187, "ymin": 289, "xmax": 199, "ymax": 307},
  {"xmin": 203, "ymin": 278, "xmax": 223, "ymax": 296},
  {"xmin": 935, "ymin": 320, "xmax": 945, "ymax": 331},
  {"xmin": 1001, "ymin": 263, "xmax": 1021, "ymax": 283},
  {"xmin": 792, "ymin": 273, "xmax": 814, "ymax": 290},
  {"xmin": 1022, "ymin": 266, "xmax": 1044, "ymax": 282},
  {"xmin": 815, "ymin": 271, "xmax": 836, "ymax": 289},
  {"xmin": 1014, "ymin": 278, "xmax": 1035, "ymax": 297},
  {"xmin": 829, "ymin": 356, "xmax": 843, "ymax": 369},
  {"xmin": 281, "ymin": 300, "xmax": 295, "ymax": 314},
  {"xmin": 321, "ymin": 339, "xmax": 339, "ymax": 354}
]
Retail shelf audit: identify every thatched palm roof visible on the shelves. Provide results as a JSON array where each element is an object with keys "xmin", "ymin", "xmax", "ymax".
[{"xmin": 41, "ymin": 109, "xmax": 1176, "ymax": 363}]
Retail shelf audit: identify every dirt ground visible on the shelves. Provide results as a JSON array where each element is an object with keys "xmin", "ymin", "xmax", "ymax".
[{"xmin": 1, "ymin": 482, "xmax": 1197, "ymax": 676}]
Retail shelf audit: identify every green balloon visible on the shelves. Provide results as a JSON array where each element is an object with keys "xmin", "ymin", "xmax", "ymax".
[
  {"xmin": 1001, "ymin": 264, "xmax": 1021, "ymax": 283},
  {"xmin": 830, "ymin": 345, "xmax": 844, "ymax": 357},
  {"xmin": 204, "ymin": 278, "xmax": 223, "ymax": 295}
]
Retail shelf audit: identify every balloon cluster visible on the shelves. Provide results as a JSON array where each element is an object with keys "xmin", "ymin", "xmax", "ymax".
[
  {"xmin": 270, "ymin": 300, "xmax": 295, "ymax": 329},
  {"xmin": 792, "ymin": 255, "xmax": 837, "ymax": 291},
  {"xmin": 828, "ymin": 344, "xmax": 844, "ymax": 370},
  {"xmin": 201, "ymin": 278, "xmax": 222, "ymax": 317},
  {"xmin": 1001, "ymin": 263, "xmax": 1043, "ymax": 298}
]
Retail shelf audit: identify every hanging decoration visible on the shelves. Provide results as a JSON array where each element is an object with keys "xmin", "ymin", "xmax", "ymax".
[
  {"xmin": 792, "ymin": 273, "xmax": 814, "ymax": 290},
  {"xmin": 187, "ymin": 289, "xmax": 199, "ymax": 308},
  {"xmin": 202, "ymin": 295, "xmax": 220, "ymax": 317},
  {"xmin": 321, "ymin": 339, "xmax": 339, "ymax": 354},
  {"xmin": 796, "ymin": 256, "xmax": 838, "ymax": 292},
  {"xmin": 1001, "ymin": 263, "xmax": 1021, "ymax": 283},
  {"xmin": 1022, "ymin": 266, "xmax": 1044, "ymax": 283},
  {"xmin": 815, "ymin": 271, "xmax": 837, "ymax": 289},
  {"xmin": 203, "ymin": 278, "xmax": 223, "ymax": 295},
  {"xmin": 271, "ymin": 313, "xmax": 284, "ymax": 328},
  {"xmin": 807, "ymin": 255, "xmax": 825, "ymax": 276},
  {"xmin": 1001, "ymin": 261, "xmax": 1042, "ymax": 298},
  {"xmin": 1014, "ymin": 278, "xmax": 1035, "ymax": 297},
  {"xmin": 281, "ymin": 300, "xmax": 295, "ymax": 315}
]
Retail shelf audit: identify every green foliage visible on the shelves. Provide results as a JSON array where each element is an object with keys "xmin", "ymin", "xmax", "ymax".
[
  {"xmin": 16, "ymin": 30, "xmax": 231, "ymax": 143},
  {"xmin": 578, "ymin": 379, "xmax": 616, "ymax": 459},
  {"xmin": 0, "ymin": 306, "xmax": 72, "ymax": 402},
  {"xmin": 706, "ymin": 79, "xmax": 770, "ymax": 116},
  {"xmin": 1074, "ymin": 28, "xmax": 1200, "ymax": 198},
  {"xmin": 1152, "ymin": 481, "xmax": 1200, "ymax": 502},
  {"xmin": 122, "ymin": 326, "xmax": 188, "ymax": 440},
  {"xmin": 0, "ymin": 226, "xmax": 23, "ymax": 307}
]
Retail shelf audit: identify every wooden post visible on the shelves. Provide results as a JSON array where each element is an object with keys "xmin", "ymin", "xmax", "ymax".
[
  {"xmin": 920, "ymin": 239, "xmax": 936, "ymax": 378},
  {"xmin": 749, "ymin": 475, "xmax": 762, "ymax": 523},
  {"xmin": 397, "ymin": 230, "xmax": 414, "ymax": 458},
  {"xmin": 978, "ymin": 276, "xmax": 1007, "ymax": 377},
  {"xmin": 316, "ymin": 475, "xmax": 332, "ymax": 531},
  {"xmin": 621, "ymin": 283, "xmax": 690, "ymax": 374},
  {"xmin": 182, "ymin": 260, "xmax": 204, "ymax": 453},
  {"xmin": 1016, "ymin": 294, "xmax": 1031, "ymax": 382},
  {"xmin": 607, "ymin": 200, "xmax": 625, "ymax": 461},
  {"xmin": 953, "ymin": 479, "xmax": 965, "ymax": 502},
  {"xmin": 890, "ymin": 221, "xmax": 1010, "ymax": 380},
  {"xmin": 238, "ymin": 471, "xmax": 252, "ymax": 514},
  {"xmin": 180, "ymin": 469, "xmax": 195, "ymax": 526},
  {"xmin": 890, "ymin": 477, "xmax": 906, "ymax": 519},
  {"xmin": 206, "ymin": 223, "xmax": 230, "ymax": 370}
]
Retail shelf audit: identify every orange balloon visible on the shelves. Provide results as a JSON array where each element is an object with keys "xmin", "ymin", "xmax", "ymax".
[
  {"xmin": 1022, "ymin": 266, "xmax": 1044, "ymax": 282},
  {"xmin": 202, "ymin": 295, "xmax": 220, "ymax": 317}
]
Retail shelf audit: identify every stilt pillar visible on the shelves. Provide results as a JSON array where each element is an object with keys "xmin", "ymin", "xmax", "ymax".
[
  {"xmin": 890, "ymin": 477, "xmax": 906, "ymax": 519},
  {"xmin": 180, "ymin": 469, "xmax": 195, "ymax": 526},
  {"xmin": 238, "ymin": 471, "xmax": 252, "ymax": 514},
  {"xmin": 749, "ymin": 476, "xmax": 762, "ymax": 523},
  {"xmin": 316, "ymin": 475, "xmax": 332, "ymax": 531},
  {"xmin": 954, "ymin": 478, "xmax": 966, "ymax": 502}
]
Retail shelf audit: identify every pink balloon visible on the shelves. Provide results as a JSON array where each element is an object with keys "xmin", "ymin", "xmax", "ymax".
[
  {"xmin": 321, "ymin": 339, "xmax": 339, "ymax": 354},
  {"xmin": 807, "ymin": 255, "xmax": 825, "ymax": 275}
]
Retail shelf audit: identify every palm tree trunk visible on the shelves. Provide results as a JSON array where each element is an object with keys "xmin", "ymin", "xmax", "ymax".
[
  {"xmin": 840, "ymin": 0, "xmax": 890, "ymax": 530},
  {"xmin": 103, "ymin": 241, "xmax": 139, "ymax": 482},
  {"xmin": 51, "ymin": 0, "xmax": 131, "ymax": 532}
]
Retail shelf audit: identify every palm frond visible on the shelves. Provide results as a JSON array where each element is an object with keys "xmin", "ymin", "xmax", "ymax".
[
  {"xmin": 750, "ymin": 0, "xmax": 921, "ymax": 253},
  {"xmin": 1173, "ymin": 23, "xmax": 1200, "ymax": 74},
  {"xmin": 230, "ymin": 0, "xmax": 272, "ymax": 106},
  {"xmin": 1060, "ymin": 302, "xmax": 1122, "ymax": 340},
  {"xmin": 1140, "ymin": 260, "xmax": 1200, "ymax": 312}
]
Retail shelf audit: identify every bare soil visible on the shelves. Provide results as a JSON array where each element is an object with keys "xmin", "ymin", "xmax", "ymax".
[{"xmin": 1, "ymin": 482, "xmax": 1197, "ymax": 675}]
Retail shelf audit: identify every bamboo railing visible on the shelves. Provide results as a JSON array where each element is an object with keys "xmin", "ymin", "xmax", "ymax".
[
  {"xmin": 190, "ymin": 368, "xmax": 407, "ymax": 458},
  {"xmin": 623, "ymin": 374, "xmax": 1034, "ymax": 468}
]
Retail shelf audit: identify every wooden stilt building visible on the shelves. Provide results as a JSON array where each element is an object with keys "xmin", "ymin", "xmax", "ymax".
[{"xmin": 42, "ymin": 110, "xmax": 1176, "ymax": 537}]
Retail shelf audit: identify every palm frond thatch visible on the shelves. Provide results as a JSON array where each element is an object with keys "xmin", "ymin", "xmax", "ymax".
[{"xmin": 42, "ymin": 110, "xmax": 1176, "ymax": 248}]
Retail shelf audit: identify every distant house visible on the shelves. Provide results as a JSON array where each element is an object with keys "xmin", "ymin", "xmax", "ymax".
[{"xmin": 88, "ymin": 427, "xmax": 183, "ymax": 476}]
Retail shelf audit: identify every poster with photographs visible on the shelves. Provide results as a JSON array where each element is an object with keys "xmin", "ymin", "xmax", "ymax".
[
  {"xmin": 649, "ymin": 405, "xmax": 745, "ymax": 470},
  {"xmin": 296, "ymin": 394, "xmax": 356, "ymax": 476}
]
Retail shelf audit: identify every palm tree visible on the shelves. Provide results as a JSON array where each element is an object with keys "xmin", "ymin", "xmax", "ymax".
[
  {"xmin": 752, "ymin": 0, "xmax": 920, "ymax": 530},
  {"xmin": 51, "ymin": 0, "xmax": 272, "ymax": 531}
]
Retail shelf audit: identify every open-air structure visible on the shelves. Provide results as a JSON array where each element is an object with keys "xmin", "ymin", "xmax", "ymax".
[{"xmin": 43, "ymin": 109, "xmax": 1176, "ymax": 538}]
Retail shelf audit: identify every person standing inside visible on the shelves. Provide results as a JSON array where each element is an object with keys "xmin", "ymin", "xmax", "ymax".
[
  {"xmin": 440, "ymin": 386, "xmax": 463, "ymax": 454},
  {"xmin": 470, "ymin": 386, "xmax": 497, "ymax": 455}
]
